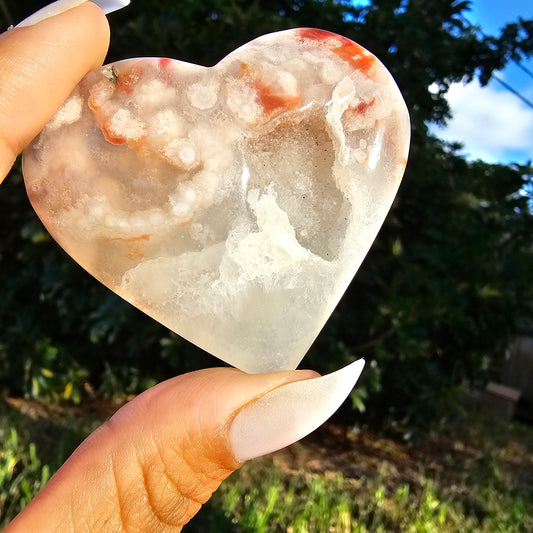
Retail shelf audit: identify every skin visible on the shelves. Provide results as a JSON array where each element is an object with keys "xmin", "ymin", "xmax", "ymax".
[{"xmin": 0, "ymin": 4, "xmax": 318, "ymax": 531}]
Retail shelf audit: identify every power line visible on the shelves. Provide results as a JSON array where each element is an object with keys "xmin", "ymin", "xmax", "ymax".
[
  {"xmin": 514, "ymin": 60, "xmax": 533, "ymax": 82},
  {"xmin": 457, "ymin": 13, "xmax": 533, "ymax": 109},
  {"xmin": 492, "ymin": 74, "xmax": 533, "ymax": 110},
  {"xmin": 459, "ymin": 13, "xmax": 533, "ymax": 79}
]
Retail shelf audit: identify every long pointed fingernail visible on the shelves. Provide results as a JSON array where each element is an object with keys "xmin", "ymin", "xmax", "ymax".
[
  {"xmin": 16, "ymin": 0, "xmax": 130, "ymax": 28},
  {"xmin": 229, "ymin": 359, "xmax": 365, "ymax": 462}
]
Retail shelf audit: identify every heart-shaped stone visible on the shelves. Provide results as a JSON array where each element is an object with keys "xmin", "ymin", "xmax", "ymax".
[{"xmin": 23, "ymin": 29, "xmax": 409, "ymax": 374}]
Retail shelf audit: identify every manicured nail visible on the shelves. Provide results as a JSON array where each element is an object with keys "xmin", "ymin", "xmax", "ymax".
[
  {"xmin": 229, "ymin": 359, "xmax": 365, "ymax": 462},
  {"xmin": 16, "ymin": 0, "xmax": 130, "ymax": 28}
]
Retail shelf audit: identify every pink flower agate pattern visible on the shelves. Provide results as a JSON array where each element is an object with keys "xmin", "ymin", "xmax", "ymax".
[{"xmin": 23, "ymin": 29, "xmax": 410, "ymax": 373}]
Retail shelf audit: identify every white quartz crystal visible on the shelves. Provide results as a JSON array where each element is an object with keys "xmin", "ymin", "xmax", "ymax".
[{"xmin": 23, "ymin": 29, "xmax": 410, "ymax": 373}]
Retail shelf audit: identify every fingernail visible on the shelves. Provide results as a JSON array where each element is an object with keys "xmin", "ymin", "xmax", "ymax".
[
  {"xmin": 16, "ymin": 0, "xmax": 130, "ymax": 28},
  {"xmin": 229, "ymin": 359, "xmax": 365, "ymax": 462}
]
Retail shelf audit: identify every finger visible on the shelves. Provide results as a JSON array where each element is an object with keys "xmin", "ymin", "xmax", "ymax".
[
  {"xmin": 0, "ymin": 2, "xmax": 110, "ymax": 182},
  {"xmin": 5, "ymin": 368, "xmax": 319, "ymax": 532}
]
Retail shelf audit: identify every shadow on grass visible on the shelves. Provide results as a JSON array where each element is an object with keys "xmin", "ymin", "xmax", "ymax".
[
  {"xmin": 186, "ymin": 502, "xmax": 250, "ymax": 533},
  {"xmin": 0, "ymin": 397, "xmax": 93, "ymax": 471}
]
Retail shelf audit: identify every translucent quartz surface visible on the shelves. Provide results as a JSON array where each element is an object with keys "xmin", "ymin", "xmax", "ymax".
[{"xmin": 23, "ymin": 29, "xmax": 410, "ymax": 373}]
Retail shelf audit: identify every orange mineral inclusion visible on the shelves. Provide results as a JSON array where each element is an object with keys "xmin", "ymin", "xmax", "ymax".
[
  {"xmin": 298, "ymin": 28, "xmax": 376, "ymax": 76},
  {"xmin": 241, "ymin": 63, "xmax": 301, "ymax": 117}
]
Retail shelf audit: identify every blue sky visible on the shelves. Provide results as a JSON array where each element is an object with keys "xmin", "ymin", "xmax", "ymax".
[
  {"xmin": 352, "ymin": 1, "xmax": 533, "ymax": 165},
  {"xmin": 437, "ymin": 1, "xmax": 533, "ymax": 164}
]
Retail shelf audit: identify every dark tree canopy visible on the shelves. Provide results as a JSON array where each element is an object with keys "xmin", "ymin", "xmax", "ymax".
[{"xmin": 1, "ymin": 0, "xmax": 532, "ymax": 435}]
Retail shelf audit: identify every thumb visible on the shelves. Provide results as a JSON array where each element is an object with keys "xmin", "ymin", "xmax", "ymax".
[
  {"xmin": 5, "ymin": 368, "xmax": 318, "ymax": 532},
  {"xmin": 0, "ymin": 2, "xmax": 110, "ymax": 182},
  {"xmin": 5, "ymin": 362, "xmax": 363, "ymax": 532}
]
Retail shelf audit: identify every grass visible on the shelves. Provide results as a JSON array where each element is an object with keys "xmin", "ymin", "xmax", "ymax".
[
  {"xmin": 190, "ymin": 445, "xmax": 533, "ymax": 532},
  {"xmin": 0, "ymin": 428, "xmax": 50, "ymax": 523},
  {"xmin": 1, "ymin": 395, "xmax": 532, "ymax": 532},
  {"xmin": 0, "ymin": 396, "xmax": 113, "ymax": 527}
]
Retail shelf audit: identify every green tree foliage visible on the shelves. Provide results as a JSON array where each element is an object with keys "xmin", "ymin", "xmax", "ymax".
[{"xmin": 1, "ymin": 0, "xmax": 532, "ymax": 434}]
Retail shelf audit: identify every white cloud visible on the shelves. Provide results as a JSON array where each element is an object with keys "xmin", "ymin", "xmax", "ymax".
[{"xmin": 432, "ymin": 81, "xmax": 533, "ymax": 164}]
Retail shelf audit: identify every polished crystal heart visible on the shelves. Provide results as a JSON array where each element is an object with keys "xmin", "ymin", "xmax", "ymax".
[{"xmin": 23, "ymin": 29, "xmax": 410, "ymax": 373}]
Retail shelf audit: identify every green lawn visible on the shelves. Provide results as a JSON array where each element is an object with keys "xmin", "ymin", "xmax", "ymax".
[{"xmin": 1, "ymin": 396, "xmax": 532, "ymax": 532}]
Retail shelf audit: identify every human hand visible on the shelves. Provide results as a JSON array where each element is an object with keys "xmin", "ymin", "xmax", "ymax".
[
  {"xmin": 5, "ymin": 367, "xmax": 321, "ymax": 531},
  {"xmin": 1, "ymin": 3, "xmax": 362, "ymax": 530},
  {"xmin": 0, "ymin": 1, "xmax": 110, "ymax": 182}
]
